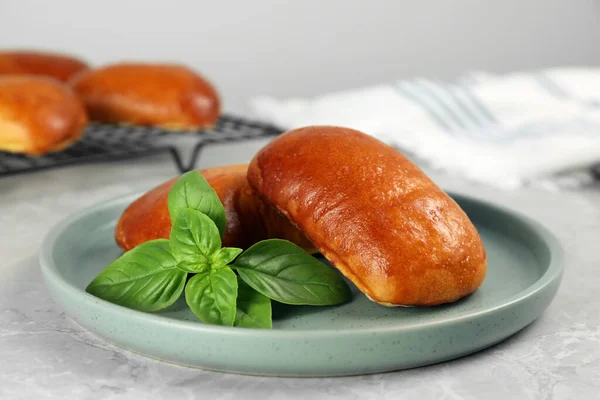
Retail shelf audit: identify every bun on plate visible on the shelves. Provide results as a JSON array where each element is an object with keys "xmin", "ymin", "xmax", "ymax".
[
  {"xmin": 115, "ymin": 164, "xmax": 315, "ymax": 252},
  {"xmin": 247, "ymin": 126, "xmax": 487, "ymax": 306}
]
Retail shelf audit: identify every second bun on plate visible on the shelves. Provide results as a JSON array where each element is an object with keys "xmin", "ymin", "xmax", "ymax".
[
  {"xmin": 70, "ymin": 63, "xmax": 220, "ymax": 129},
  {"xmin": 115, "ymin": 164, "xmax": 315, "ymax": 253}
]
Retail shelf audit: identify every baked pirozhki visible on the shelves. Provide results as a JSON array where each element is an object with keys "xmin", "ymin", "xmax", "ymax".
[
  {"xmin": 115, "ymin": 164, "xmax": 315, "ymax": 253},
  {"xmin": 0, "ymin": 50, "xmax": 89, "ymax": 82},
  {"xmin": 70, "ymin": 63, "xmax": 220, "ymax": 129},
  {"xmin": 0, "ymin": 76, "xmax": 87, "ymax": 154},
  {"xmin": 247, "ymin": 126, "xmax": 487, "ymax": 306}
]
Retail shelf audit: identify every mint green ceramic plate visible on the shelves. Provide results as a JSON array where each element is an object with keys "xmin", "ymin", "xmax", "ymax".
[{"xmin": 40, "ymin": 192, "xmax": 562, "ymax": 377}]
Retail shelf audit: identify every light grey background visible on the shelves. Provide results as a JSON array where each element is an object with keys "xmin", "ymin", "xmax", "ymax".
[{"xmin": 1, "ymin": 0, "xmax": 599, "ymax": 114}]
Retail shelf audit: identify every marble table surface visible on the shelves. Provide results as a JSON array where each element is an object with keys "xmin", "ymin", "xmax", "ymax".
[{"xmin": 1, "ymin": 138, "xmax": 599, "ymax": 400}]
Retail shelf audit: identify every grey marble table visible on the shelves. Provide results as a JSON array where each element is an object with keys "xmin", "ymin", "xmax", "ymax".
[{"xmin": 1, "ymin": 139, "xmax": 599, "ymax": 400}]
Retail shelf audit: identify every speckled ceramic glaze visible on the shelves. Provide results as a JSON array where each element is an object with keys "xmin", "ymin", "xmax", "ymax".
[{"xmin": 39, "ymin": 192, "xmax": 563, "ymax": 377}]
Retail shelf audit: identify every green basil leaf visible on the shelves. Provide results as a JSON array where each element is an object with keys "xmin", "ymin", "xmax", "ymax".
[
  {"xmin": 170, "ymin": 208, "xmax": 221, "ymax": 271},
  {"xmin": 211, "ymin": 247, "xmax": 243, "ymax": 270},
  {"xmin": 232, "ymin": 239, "xmax": 352, "ymax": 306},
  {"xmin": 86, "ymin": 239, "xmax": 186, "ymax": 312},
  {"xmin": 234, "ymin": 278, "xmax": 272, "ymax": 329},
  {"xmin": 185, "ymin": 267, "xmax": 238, "ymax": 326},
  {"xmin": 168, "ymin": 170, "xmax": 227, "ymax": 238},
  {"xmin": 176, "ymin": 257, "xmax": 211, "ymax": 274}
]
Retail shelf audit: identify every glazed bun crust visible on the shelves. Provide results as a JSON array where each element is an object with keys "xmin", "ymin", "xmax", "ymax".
[
  {"xmin": 0, "ymin": 76, "xmax": 87, "ymax": 155},
  {"xmin": 0, "ymin": 51, "xmax": 89, "ymax": 82},
  {"xmin": 70, "ymin": 63, "xmax": 220, "ymax": 129},
  {"xmin": 247, "ymin": 126, "xmax": 487, "ymax": 306},
  {"xmin": 115, "ymin": 164, "xmax": 315, "ymax": 252}
]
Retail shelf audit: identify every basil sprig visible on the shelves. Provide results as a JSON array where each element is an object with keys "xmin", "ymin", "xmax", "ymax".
[{"xmin": 86, "ymin": 170, "xmax": 351, "ymax": 328}]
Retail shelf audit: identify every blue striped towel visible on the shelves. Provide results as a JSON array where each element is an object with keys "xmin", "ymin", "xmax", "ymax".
[{"xmin": 251, "ymin": 68, "xmax": 600, "ymax": 189}]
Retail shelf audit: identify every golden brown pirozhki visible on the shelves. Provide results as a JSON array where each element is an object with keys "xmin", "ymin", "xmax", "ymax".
[
  {"xmin": 247, "ymin": 126, "xmax": 487, "ymax": 306},
  {"xmin": 0, "ymin": 76, "xmax": 88, "ymax": 155},
  {"xmin": 115, "ymin": 164, "xmax": 315, "ymax": 252},
  {"xmin": 70, "ymin": 63, "xmax": 220, "ymax": 129},
  {"xmin": 0, "ymin": 50, "xmax": 89, "ymax": 82}
]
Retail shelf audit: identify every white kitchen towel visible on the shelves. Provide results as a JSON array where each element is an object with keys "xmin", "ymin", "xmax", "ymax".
[{"xmin": 251, "ymin": 68, "xmax": 600, "ymax": 189}]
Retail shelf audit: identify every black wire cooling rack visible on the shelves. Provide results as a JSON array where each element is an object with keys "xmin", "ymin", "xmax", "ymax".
[{"xmin": 0, "ymin": 115, "xmax": 284, "ymax": 178}]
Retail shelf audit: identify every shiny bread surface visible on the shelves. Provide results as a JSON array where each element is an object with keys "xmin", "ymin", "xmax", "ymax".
[
  {"xmin": 247, "ymin": 126, "xmax": 487, "ymax": 306},
  {"xmin": 70, "ymin": 63, "xmax": 219, "ymax": 129},
  {"xmin": 0, "ymin": 76, "xmax": 87, "ymax": 154},
  {"xmin": 115, "ymin": 164, "xmax": 315, "ymax": 252},
  {"xmin": 0, "ymin": 51, "xmax": 88, "ymax": 82}
]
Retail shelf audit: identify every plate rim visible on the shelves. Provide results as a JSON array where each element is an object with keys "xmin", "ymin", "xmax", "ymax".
[{"xmin": 39, "ymin": 190, "xmax": 564, "ymax": 338}]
